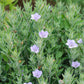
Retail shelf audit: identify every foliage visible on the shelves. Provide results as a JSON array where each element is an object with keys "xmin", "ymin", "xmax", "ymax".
[
  {"xmin": 0, "ymin": 0, "xmax": 84, "ymax": 84},
  {"xmin": 0, "ymin": 0, "xmax": 18, "ymax": 10}
]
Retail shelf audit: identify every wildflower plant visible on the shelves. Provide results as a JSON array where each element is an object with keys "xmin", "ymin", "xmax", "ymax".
[
  {"xmin": 30, "ymin": 45, "xmax": 39, "ymax": 53},
  {"xmin": 32, "ymin": 69, "xmax": 42, "ymax": 78},
  {"xmin": 31, "ymin": 13, "xmax": 41, "ymax": 21},
  {"xmin": 71, "ymin": 61, "xmax": 80, "ymax": 68},
  {"xmin": 39, "ymin": 30, "xmax": 49, "ymax": 38},
  {"xmin": 66, "ymin": 39, "xmax": 78, "ymax": 48},
  {"xmin": 0, "ymin": 0, "xmax": 84, "ymax": 84}
]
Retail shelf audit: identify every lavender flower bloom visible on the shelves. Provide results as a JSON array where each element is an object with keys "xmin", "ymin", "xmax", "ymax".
[
  {"xmin": 22, "ymin": 74, "xmax": 24, "ymax": 76},
  {"xmin": 28, "ymin": 82, "xmax": 32, "ymax": 84},
  {"xmin": 66, "ymin": 39, "xmax": 78, "ymax": 48},
  {"xmin": 31, "ymin": 13, "xmax": 41, "ymax": 21},
  {"xmin": 71, "ymin": 61, "xmax": 80, "ymax": 68},
  {"xmin": 39, "ymin": 30, "xmax": 48, "ymax": 38},
  {"xmin": 77, "ymin": 39, "xmax": 83, "ymax": 44},
  {"xmin": 24, "ymin": 82, "xmax": 32, "ymax": 84},
  {"xmin": 32, "ymin": 69, "xmax": 42, "ymax": 78},
  {"xmin": 30, "ymin": 45, "xmax": 39, "ymax": 53}
]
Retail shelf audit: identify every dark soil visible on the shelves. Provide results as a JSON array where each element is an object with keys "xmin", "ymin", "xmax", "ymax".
[{"xmin": 5, "ymin": 0, "xmax": 56, "ymax": 10}]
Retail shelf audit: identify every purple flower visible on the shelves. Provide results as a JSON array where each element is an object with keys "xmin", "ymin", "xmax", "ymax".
[
  {"xmin": 22, "ymin": 70, "xmax": 24, "ymax": 72},
  {"xmin": 66, "ymin": 39, "xmax": 78, "ymax": 48},
  {"xmin": 39, "ymin": 30, "xmax": 48, "ymax": 38},
  {"xmin": 24, "ymin": 82, "xmax": 32, "ymax": 84},
  {"xmin": 30, "ymin": 45, "xmax": 39, "ymax": 53},
  {"xmin": 32, "ymin": 69, "xmax": 42, "ymax": 78},
  {"xmin": 22, "ymin": 74, "xmax": 24, "ymax": 76},
  {"xmin": 71, "ymin": 61, "xmax": 80, "ymax": 68},
  {"xmin": 31, "ymin": 13, "xmax": 41, "ymax": 21},
  {"xmin": 77, "ymin": 39, "xmax": 83, "ymax": 44}
]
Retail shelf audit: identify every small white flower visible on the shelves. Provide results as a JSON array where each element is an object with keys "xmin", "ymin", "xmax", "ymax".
[
  {"xmin": 66, "ymin": 39, "xmax": 78, "ymax": 48},
  {"xmin": 31, "ymin": 13, "xmax": 41, "ymax": 21},
  {"xmin": 24, "ymin": 82, "xmax": 32, "ymax": 84},
  {"xmin": 77, "ymin": 39, "xmax": 83, "ymax": 44}
]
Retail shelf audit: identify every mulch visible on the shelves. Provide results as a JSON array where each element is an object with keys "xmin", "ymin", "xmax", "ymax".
[{"xmin": 5, "ymin": 0, "xmax": 56, "ymax": 10}]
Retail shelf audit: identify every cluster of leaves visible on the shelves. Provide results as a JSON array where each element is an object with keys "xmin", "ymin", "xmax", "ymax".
[
  {"xmin": 0, "ymin": 0, "xmax": 84, "ymax": 84},
  {"xmin": 0, "ymin": 0, "xmax": 18, "ymax": 10},
  {"xmin": 47, "ymin": 0, "xmax": 84, "ymax": 6}
]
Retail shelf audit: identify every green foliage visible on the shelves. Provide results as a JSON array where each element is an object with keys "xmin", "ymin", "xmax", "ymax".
[
  {"xmin": 0, "ymin": 0, "xmax": 84, "ymax": 84},
  {"xmin": 0, "ymin": 0, "xmax": 18, "ymax": 10},
  {"xmin": 63, "ymin": 68, "xmax": 78, "ymax": 84}
]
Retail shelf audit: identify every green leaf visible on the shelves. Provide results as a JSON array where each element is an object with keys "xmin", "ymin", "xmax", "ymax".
[
  {"xmin": 0, "ymin": 0, "xmax": 15, "ymax": 6},
  {"xmin": 1, "ymin": 54, "xmax": 9, "ymax": 62},
  {"xmin": 56, "ymin": 51, "xmax": 63, "ymax": 58}
]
